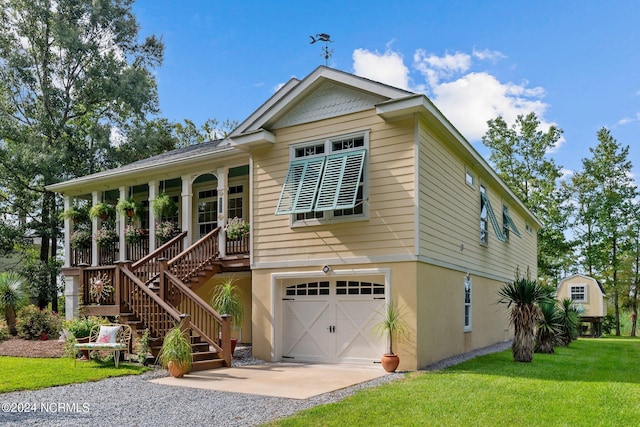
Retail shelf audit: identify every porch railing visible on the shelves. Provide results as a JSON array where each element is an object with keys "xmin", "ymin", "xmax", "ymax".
[
  {"xmin": 98, "ymin": 242, "xmax": 119, "ymax": 266},
  {"xmin": 82, "ymin": 266, "xmax": 117, "ymax": 306},
  {"xmin": 71, "ymin": 246, "xmax": 92, "ymax": 267},
  {"xmin": 126, "ymin": 234, "xmax": 150, "ymax": 263},
  {"xmin": 225, "ymin": 233, "xmax": 249, "ymax": 255}
]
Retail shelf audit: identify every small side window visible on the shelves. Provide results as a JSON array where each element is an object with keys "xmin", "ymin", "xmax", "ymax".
[{"xmin": 465, "ymin": 169, "xmax": 475, "ymax": 187}]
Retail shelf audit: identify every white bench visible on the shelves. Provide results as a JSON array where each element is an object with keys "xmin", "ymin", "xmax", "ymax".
[{"xmin": 74, "ymin": 323, "xmax": 132, "ymax": 367}]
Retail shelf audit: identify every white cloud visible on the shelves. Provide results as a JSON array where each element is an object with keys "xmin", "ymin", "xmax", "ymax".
[
  {"xmin": 353, "ymin": 46, "xmax": 557, "ymax": 145},
  {"xmin": 472, "ymin": 48, "xmax": 506, "ymax": 63},
  {"xmin": 352, "ymin": 48, "xmax": 410, "ymax": 90},
  {"xmin": 618, "ymin": 112, "xmax": 640, "ymax": 125}
]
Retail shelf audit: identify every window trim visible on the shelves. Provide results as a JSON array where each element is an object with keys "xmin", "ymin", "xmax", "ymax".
[
  {"xmin": 283, "ymin": 131, "xmax": 370, "ymax": 227},
  {"xmin": 570, "ymin": 285, "xmax": 587, "ymax": 303},
  {"xmin": 465, "ymin": 169, "xmax": 475, "ymax": 188},
  {"xmin": 464, "ymin": 275, "xmax": 472, "ymax": 332}
]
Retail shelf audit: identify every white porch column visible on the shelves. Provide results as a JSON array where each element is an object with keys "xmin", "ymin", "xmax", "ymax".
[
  {"xmin": 118, "ymin": 186, "xmax": 127, "ymax": 260},
  {"xmin": 63, "ymin": 272, "xmax": 81, "ymax": 320},
  {"xmin": 217, "ymin": 166, "xmax": 228, "ymax": 258},
  {"xmin": 91, "ymin": 191, "xmax": 99, "ymax": 266},
  {"xmin": 181, "ymin": 175, "xmax": 193, "ymax": 246},
  {"xmin": 63, "ymin": 195, "xmax": 71, "ymax": 268},
  {"xmin": 148, "ymin": 180, "xmax": 158, "ymax": 250}
]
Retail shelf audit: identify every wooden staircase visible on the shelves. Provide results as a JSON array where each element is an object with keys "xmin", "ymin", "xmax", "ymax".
[{"xmin": 80, "ymin": 227, "xmax": 233, "ymax": 371}]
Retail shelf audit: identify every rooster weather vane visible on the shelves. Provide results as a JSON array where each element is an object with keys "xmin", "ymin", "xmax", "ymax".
[{"xmin": 309, "ymin": 33, "xmax": 333, "ymax": 66}]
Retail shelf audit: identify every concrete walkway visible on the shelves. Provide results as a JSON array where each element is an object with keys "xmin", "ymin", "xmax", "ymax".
[{"xmin": 151, "ymin": 362, "xmax": 389, "ymax": 399}]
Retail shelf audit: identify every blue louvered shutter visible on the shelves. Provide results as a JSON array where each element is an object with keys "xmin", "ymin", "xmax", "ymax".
[
  {"xmin": 275, "ymin": 157, "xmax": 325, "ymax": 215},
  {"xmin": 503, "ymin": 207, "xmax": 522, "ymax": 238},
  {"xmin": 481, "ymin": 193, "xmax": 506, "ymax": 242},
  {"xmin": 314, "ymin": 150, "xmax": 366, "ymax": 211}
]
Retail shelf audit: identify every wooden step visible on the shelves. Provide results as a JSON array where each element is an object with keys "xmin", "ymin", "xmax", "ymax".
[
  {"xmin": 191, "ymin": 358, "xmax": 226, "ymax": 371},
  {"xmin": 191, "ymin": 350, "xmax": 220, "ymax": 362}
]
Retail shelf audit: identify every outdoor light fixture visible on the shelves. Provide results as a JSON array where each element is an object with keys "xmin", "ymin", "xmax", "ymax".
[{"xmin": 322, "ymin": 265, "xmax": 331, "ymax": 274}]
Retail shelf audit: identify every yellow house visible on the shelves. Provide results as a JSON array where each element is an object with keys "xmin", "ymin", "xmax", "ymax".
[
  {"xmin": 49, "ymin": 66, "xmax": 540, "ymax": 371},
  {"xmin": 557, "ymin": 274, "xmax": 607, "ymax": 337}
]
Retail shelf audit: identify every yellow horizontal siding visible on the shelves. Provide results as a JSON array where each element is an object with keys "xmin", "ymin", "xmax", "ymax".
[
  {"xmin": 252, "ymin": 110, "xmax": 416, "ymax": 264},
  {"xmin": 418, "ymin": 118, "xmax": 537, "ymax": 280}
]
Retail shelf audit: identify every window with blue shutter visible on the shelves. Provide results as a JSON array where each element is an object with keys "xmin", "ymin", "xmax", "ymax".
[
  {"xmin": 275, "ymin": 157, "xmax": 325, "ymax": 215},
  {"xmin": 503, "ymin": 205, "xmax": 522, "ymax": 238},
  {"xmin": 480, "ymin": 192, "xmax": 506, "ymax": 242},
  {"xmin": 315, "ymin": 150, "xmax": 366, "ymax": 211},
  {"xmin": 275, "ymin": 133, "xmax": 368, "ymax": 221}
]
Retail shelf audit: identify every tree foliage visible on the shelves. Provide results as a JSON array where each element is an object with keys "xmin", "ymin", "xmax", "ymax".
[
  {"xmin": 0, "ymin": 0, "xmax": 163, "ymax": 310},
  {"xmin": 482, "ymin": 113, "xmax": 573, "ymax": 284},
  {"xmin": 570, "ymin": 128, "xmax": 637, "ymax": 335}
]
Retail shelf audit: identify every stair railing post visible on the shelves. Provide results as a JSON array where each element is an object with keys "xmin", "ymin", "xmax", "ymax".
[
  {"xmin": 158, "ymin": 257, "xmax": 167, "ymax": 300},
  {"xmin": 221, "ymin": 314, "xmax": 232, "ymax": 367}
]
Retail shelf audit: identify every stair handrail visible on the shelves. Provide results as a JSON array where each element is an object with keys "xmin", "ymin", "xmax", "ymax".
[
  {"xmin": 167, "ymin": 226, "xmax": 220, "ymax": 282},
  {"xmin": 163, "ymin": 269, "xmax": 228, "ymax": 361},
  {"xmin": 130, "ymin": 230, "xmax": 187, "ymax": 285},
  {"xmin": 117, "ymin": 264, "xmax": 182, "ymax": 337}
]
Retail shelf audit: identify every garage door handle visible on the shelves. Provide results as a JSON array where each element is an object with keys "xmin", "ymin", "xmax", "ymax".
[{"xmin": 327, "ymin": 325, "xmax": 335, "ymax": 333}]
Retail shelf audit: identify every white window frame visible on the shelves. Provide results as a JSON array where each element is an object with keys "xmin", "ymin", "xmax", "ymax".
[
  {"xmin": 570, "ymin": 285, "xmax": 587, "ymax": 303},
  {"xmin": 288, "ymin": 131, "xmax": 370, "ymax": 227},
  {"xmin": 465, "ymin": 169, "xmax": 475, "ymax": 188},
  {"xmin": 464, "ymin": 275, "xmax": 472, "ymax": 331}
]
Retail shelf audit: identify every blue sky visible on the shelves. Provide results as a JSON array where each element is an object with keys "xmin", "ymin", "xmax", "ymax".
[{"xmin": 132, "ymin": 0, "xmax": 640, "ymax": 179}]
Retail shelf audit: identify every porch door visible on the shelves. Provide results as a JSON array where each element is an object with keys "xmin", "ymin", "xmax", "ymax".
[
  {"xmin": 282, "ymin": 279, "xmax": 386, "ymax": 364},
  {"xmin": 196, "ymin": 189, "xmax": 218, "ymax": 238}
]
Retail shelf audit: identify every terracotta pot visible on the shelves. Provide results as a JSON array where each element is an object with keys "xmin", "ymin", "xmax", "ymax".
[
  {"xmin": 167, "ymin": 360, "xmax": 189, "ymax": 378},
  {"xmin": 381, "ymin": 353, "xmax": 400, "ymax": 372}
]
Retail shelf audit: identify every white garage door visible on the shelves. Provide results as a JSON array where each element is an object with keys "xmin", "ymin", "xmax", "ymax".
[{"xmin": 282, "ymin": 279, "xmax": 386, "ymax": 364}]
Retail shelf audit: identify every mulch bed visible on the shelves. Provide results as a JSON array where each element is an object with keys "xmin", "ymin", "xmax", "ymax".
[{"xmin": 0, "ymin": 336, "xmax": 66, "ymax": 358}]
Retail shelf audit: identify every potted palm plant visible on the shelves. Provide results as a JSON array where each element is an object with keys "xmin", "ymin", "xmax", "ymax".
[
  {"xmin": 375, "ymin": 300, "xmax": 407, "ymax": 372},
  {"xmin": 210, "ymin": 277, "xmax": 243, "ymax": 355},
  {"xmin": 158, "ymin": 323, "xmax": 192, "ymax": 378}
]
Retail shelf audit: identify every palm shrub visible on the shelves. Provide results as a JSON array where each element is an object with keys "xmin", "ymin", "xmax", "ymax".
[
  {"xmin": 0, "ymin": 320, "xmax": 9, "ymax": 341},
  {"xmin": 498, "ymin": 272, "xmax": 553, "ymax": 362},
  {"xmin": 534, "ymin": 301, "xmax": 562, "ymax": 354},
  {"xmin": 0, "ymin": 272, "xmax": 29, "ymax": 335},
  {"xmin": 557, "ymin": 298, "xmax": 581, "ymax": 346}
]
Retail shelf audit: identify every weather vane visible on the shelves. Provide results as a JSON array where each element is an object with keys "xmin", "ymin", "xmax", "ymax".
[{"xmin": 309, "ymin": 33, "xmax": 334, "ymax": 66}]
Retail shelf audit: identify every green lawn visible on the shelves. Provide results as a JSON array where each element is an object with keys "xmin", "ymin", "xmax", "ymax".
[
  {"xmin": 268, "ymin": 337, "xmax": 640, "ymax": 426},
  {"xmin": 0, "ymin": 357, "xmax": 147, "ymax": 393}
]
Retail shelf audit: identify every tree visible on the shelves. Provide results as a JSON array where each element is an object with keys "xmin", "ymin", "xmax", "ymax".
[
  {"xmin": 534, "ymin": 301, "xmax": 562, "ymax": 354},
  {"xmin": 0, "ymin": 271, "xmax": 29, "ymax": 335},
  {"xmin": 482, "ymin": 113, "xmax": 573, "ymax": 284},
  {"xmin": 572, "ymin": 128, "xmax": 637, "ymax": 335},
  {"xmin": 498, "ymin": 271, "xmax": 553, "ymax": 362},
  {"xmin": 0, "ymin": 0, "xmax": 163, "ymax": 311}
]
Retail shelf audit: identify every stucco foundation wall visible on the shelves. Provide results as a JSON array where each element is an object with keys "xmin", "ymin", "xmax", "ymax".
[
  {"xmin": 193, "ymin": 273, "xmax": 252, "ymax": 343},
  {"xmin": 415, "ymin": 263, "xmax": 511, "ymax": 369},
  {"xmin": 250, "ymin": 262, "xmax": 420, "ymax": 369}
]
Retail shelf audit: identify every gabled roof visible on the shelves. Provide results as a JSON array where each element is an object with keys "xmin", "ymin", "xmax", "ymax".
[
  {"xmin": 231, "ymin": 66, "xmax": 413, "ymax": 137},
  {"xmin": 559, "ymin": 273, "xmax": 606, "ymax": 296}
]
